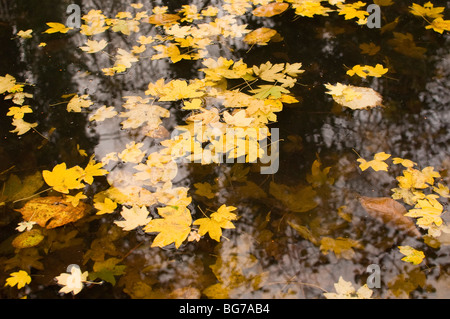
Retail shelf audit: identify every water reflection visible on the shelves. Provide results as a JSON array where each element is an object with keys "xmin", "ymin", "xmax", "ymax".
[{"xmin": 0, "ymin": 0, "xmax": 449, "ymax": 299}]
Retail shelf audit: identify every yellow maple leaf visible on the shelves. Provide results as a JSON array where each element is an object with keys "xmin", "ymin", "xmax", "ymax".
[
  {"xmin": 396, "ymin": 168, "xmax": 428, "ymax": 189},
  {"xmin": 368, "ymin": 64, "xmax": 389, "ymax": 77},
  {"xmin": 391, "ymin": 187, "xmax": 422, "ymax": 206},
  {"xmin": 398, "ymin": 246, "xmax": 425, "ymax": 265},
  {"xmin": 357, "ymin": 152, "xmax": 391, "ymax": 172},
  {"xmin": 10, "ymin": 118, "xmax": 38, "ymax": 135},
  {"xmin": 67, "ymin": 94, "xmax": 93, "ymax": 112},
  {"xmin": 44, "ymin": 22, "xmax": 72, "ymax": 34},
  {"xmin": 17, "ymin": 29, "xmax": 33, "ymax": 39},
  {"xmin": 114, "ymin": 205, "xmax": 152, "ymax": 231},
  {"xmin": 82, "ymin": 155, "xmax": 108, "ymax": 184},
  {"xmin": 292, "ymin": 1, "xmax": 332, "ymax": 18},
  {"xmin": 433, "ymin": 183, "xmax": 450, "ymax": 198},
  {"xmin": 324, "ymin": 276, "xmax": 373, "ymax": 299},
  {"xmin": 144, "ymin": 205, "xmax": 192, "ymax": 248},
  {"xmin": 336, "ymin": 2, "xmax": 369, "ymax": 23},
  {"xmin": 201, "ymin": 6, "xmax": 219, "ymax": 17},
  {"xmin": 79, "ymin": 39, "xmax": 108, "ymax": 53},
  {"xmin": 223, "ymin": 110, "xmax": 254, "ymax": 127},
  {"xmin": 158, "ymin": 79, "xmax": 205, "ymax": 101},
  {"xmin": 66, "ymin": 192, "xmax": 87, "ymax": 207},
  {"xmin": 193, "ymin": 205, "xmax": 237, "ymax": 242},
  {"xmin": 4, "ymin": 270, "xmax": 31, "ymax": 289},
  {"xmin": 42, "ymin": 163, "xmax": 85, "ymax": 194},
  {"xmin": 182, "ymin": 98, "xmax": 203, "ymax": 110},
  {"xmin": 118, "ymin": 141, "xmax": 146, "ymax": 163},
  {"xmin": 152, "ymin": 43, "xmax": 190, "ymax": 63},
  {"xmin": 425, "ymin": 17, "xmax": 450, "ymax": 34},
  {"xmin": 0, "ymin": 74, "xmax": 18, "ymax": 94},
  {"xmin": 406, "ymin": 196, "xmax": 443, "ymax": 228},
  {"xmin": 392, "ymin": 157, "xmax": 416, "ymax": 168},
  {"xmin": 7, "ymin": 105, "xmax": 33, "ymax": 119},
  {"xmin": 347, "ymin": 64, "xmax": 388, "ymax": 78},
  {"xmin": 193, "ymin": 217, "xmax": 234, "ymax": 242},
  {"xmin": 212, "ymin": 204, "xmax": 238, "ymax": 221},
  {"xmin": 252, "ymin": 61, "xmax": 286, "ymax": 82},
  {"xmin": 94, "ymin": 197, "xmax": 117, "ymax": 215},
  {"xmin": 89, "ymin": 105, "xmax": 118, "ymax": 122},
  {"xmin": 421, "ymin": 166, "xmax": 440, "ymax": 185},
  {"xmin": 410, "ymin": 2, "xmax": 444, "ymax": 19}
]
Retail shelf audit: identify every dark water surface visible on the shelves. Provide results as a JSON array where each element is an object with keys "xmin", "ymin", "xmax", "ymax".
[{"xmin": 0, "ymin": 0, "xmax": 449, "ymax": 299}]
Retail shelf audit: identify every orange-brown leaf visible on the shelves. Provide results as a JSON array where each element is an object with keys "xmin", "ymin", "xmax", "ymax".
[
  {"xmin": 359, "ymin": 196, "xmax": 421, "ymax": 238},
  {"xmin": 148, "ymin": 14, "xmax": 180, "ymax": 26},
  {"xmin": 17, "ymin": 196, "xmax": 88, "ymax": 229},
  {"xmin": 252, "ymin": 3, "xmax": 289, "ymax": 17}
]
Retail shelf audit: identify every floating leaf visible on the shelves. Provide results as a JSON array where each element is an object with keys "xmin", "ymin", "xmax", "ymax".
[
  {"xmin": 17, "ymin": 196, "xmax": 89, "ymax": 229},
  {"xmin": 324, "ymin": 276, "xmax": 373, "ymax": 299},
  {"xmin": 193, "ymin": 205, "xmax": 238, "ymax": 242},
  {"xmin": 398, "ymin": 246, "xmax": 425, "ymax": 265},
  {"xmin": 359, "ymin": 196, "xmax": 421, "ymax": 238},
  {"xmin": 43, "ymin": 22, "xmax": 72, "ymax": 34},
  {"xmin": 144, "ymin": 205, "xmax": 192, "ymax": 248},
  {"xmin": 252, "ymin": 3, "xmax": 289, "ymax": 17},
  {"xmin": 325, "ymin": 83, "xmax": 382, "ymax": 110},
  {"xmin": 405, "ymin": 196, "xmax": 443, "ymax": 229},
  {"xmin": 148, "ymin": 14, "xmax": 180, "ymax": 25},
  {"xmin": 55, "ymin": 264, "xmax": 88, "ymax": 295},
  {"xmin": 114, "ymin": 205, "xmax": 152, "ymax": 231},
  {"xmin": 357, "ymin": 152, "xmax": 391, "ymax": 172},
  {"xmin": 4, "ymin": 270, "xmax": 31, "ymax": 289},
  {"xmin": 243, "ymin": 27, "xmax": 278, "ymax": 45}
]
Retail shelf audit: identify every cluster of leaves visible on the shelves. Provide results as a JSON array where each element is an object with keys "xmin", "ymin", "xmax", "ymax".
[
  {"xmin": 409, "ymin": 2, "xmax": 450, "ymax": 34},
  {"xmin": 0, "ymin": 75, "xmax": 37, "ymax": 135},
  {"xmin": 357, "ymin": 152, "xmax": 450, "ymax": 266}
]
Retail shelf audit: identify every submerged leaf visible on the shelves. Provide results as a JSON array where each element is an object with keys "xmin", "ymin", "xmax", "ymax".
[
  {"xmin": 269, "ymin": 181, "xmax": 318, "ymax": 213},
  {"xmin": 12, "ymin": 229, "xmax": 45, "ymax": 249},
  {"xmin": 359, "ymin": 196, "xmax": 421, "ymax": 238},
  {"xmin": 319, "ymin": 237, "xmax": 363, "ymax": 259},
  {"xmin": 0, "ymin": 172, "xmax": 44, "ymax": 204}
]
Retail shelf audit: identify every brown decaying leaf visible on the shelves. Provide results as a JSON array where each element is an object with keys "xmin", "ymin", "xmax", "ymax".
[
  {"xmin": 17, "ymin": 196, "xmax": 88, "ymax": 229},
  {"xmin": 358, "ymin": 196, "xmax": 421, "ymax": 238}
]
